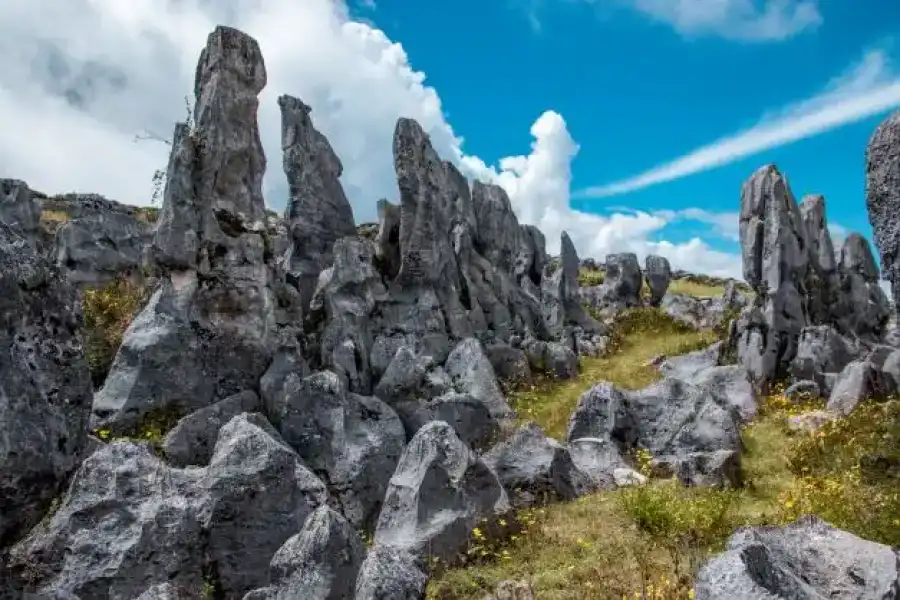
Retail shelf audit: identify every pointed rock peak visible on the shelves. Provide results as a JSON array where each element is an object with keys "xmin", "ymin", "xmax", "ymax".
[
  {"xmin": 278, "ymin": 94, "xmax": 343, "ymax": 179},
  {"xmin": 866, "ymin": 110, "xmax": 900, "ymax": 312},
  {"xmin": 839, "ymin": 233, "xmax": 880, "ymax": 282},
  {"xmin": 196, "ymin": 25, "xmax": 267, "ymax": 96}
]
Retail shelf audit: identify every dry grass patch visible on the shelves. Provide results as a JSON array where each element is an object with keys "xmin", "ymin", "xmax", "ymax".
[
  {"xmin": 667, "ymin": 278, "xmax": 725, "ymax": 298},
  {"xmin": 83, "ymin": 278, "xmax": 148, "ymax": 386}
]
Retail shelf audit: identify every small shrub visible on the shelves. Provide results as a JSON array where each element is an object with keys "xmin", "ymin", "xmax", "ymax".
[
  {"xmin": 82, "ymin": 279, "xmax": 147, "ymax": 386},
  {"xmin": 578, "ymin": 268, "xmax": 604, "ymax": 287}
]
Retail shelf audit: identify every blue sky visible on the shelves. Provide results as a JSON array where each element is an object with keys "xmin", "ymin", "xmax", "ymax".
[
  {"xmin": 363, "ymin": 0, "xmax": 900, "ymax": 256},
  {"xmin": 2, "ymin": 0, "xmax": 900, "ymax": 279}
]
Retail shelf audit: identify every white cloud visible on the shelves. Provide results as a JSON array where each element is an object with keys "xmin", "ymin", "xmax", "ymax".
[
  {"xmin": 0, "ymin": 0, "xmax": 744, "ymax": 279},
  {"xmin": 618, "ymin": 0, "xmax": 822, "ymax": 41},
  {"xmin": 575, "ymin": 47, "xmax": 900, "ymax": 199}
]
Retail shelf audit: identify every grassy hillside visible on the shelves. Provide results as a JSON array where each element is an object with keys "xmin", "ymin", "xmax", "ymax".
[{"xmin": 427, "ymin": 305, "xmax": 900, "ymax": 599}]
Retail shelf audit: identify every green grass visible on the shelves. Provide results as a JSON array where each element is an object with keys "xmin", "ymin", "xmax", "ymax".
[
  {"xmin": 667, "ymin": 279, "xmax": 725, "ymax": 298},
  {"xmin": 427, "ymin": 306, "xmax": 900, "ymax": 599}
]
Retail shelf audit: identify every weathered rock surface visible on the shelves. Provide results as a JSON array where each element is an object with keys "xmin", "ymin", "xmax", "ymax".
[
  {"xmin": 826, "ymin": 359, "xmax": 891, "ymax": 416},
  {"xmin": 0, "ymin": 221, "xmax": 93, "ymax": 549},
  {"xmin": 244, "ymin": 506, "xmax": 365, "ymax": 600},
  {"xmin": 484, "ymin": 422, "xmax": 589, "ymax": 507},
  {"xmin": 9, "ymin": 413, "xmax": 328, "ymax": 598},
  {"xmin": 0, "ymin": 179, "xmax": 41, "ymax": 241},
  {"xmin": 279, "ymin": 94, "xmax": 357, "ymax": 306},
  {"xmin": 736, "ymin": 165, "xmax": 810, "ymax": 390},
  {"xmin": 799, "ymin": 194, "xmax": 838, "ymax": 325},
  {"xmin": 49, "ymin": 193, "xmax": 153, "ymax": 286},
  {"xmin": 353, "ymin": 546, "xmax": 427, "ymax": 600},
  {"xmin": 566, "ymin": 375, "xmax": 746, "ymax": 487},
  {"xmin": 93, "ymin": 26, "xmax": 283, "ymax": 433},
  {"xmin": 644, "ymin": 254, "xmax": 671, "ymax": 306},
  {"xmin": 373, "ymin": 421, "xmax": 508, "ymax": 561},
  {"xmin": 866, "ymin": 110, "xmax": 900, "ymax": 315},
  {"xmin": 694, "ymin": 516, "xmax": 900, "ymax": 599},
  {"xmin": 266, "ymin": 370, "xmax": 405, "ymax": 530},
  {"xmin": 790, "ymin": 325, "xmax": 859, "ymax": 396},
  {"xmin": 835, "ymin": 233, "xmax": 891, "ymax": 338}
]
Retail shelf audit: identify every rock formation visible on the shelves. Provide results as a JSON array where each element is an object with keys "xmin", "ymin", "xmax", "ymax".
[{"xmin": 866, "ymin": 110, "xmax": 900, "ymax": 314}]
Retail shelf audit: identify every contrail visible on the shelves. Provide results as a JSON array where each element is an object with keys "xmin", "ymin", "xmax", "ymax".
[{"xmin": 575, "ymin": 67, "xmax": 900, "ymax": 199}]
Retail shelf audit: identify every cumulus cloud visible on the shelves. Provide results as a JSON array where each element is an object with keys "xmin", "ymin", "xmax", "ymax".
[
  {"xmin": 616, "ymin": 0, "xmax": 822, "ymax": 41},
  {"xmin": 576, "ymin": 47, "xmax": 900, "ymax": 199},
  {"xmin": 0, "ymin": 0, "xmax": 744, "ymax": 278}
]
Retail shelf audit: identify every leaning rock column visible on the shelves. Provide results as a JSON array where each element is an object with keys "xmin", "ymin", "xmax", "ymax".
[
  {"xmin": 866, "ymin": 110, "xmax": 900, "ymax": 316},
  {"xmin": 737, "ymin": 165, "xmax": 810, "ymax": 390},
  {"xmin": 798, "ymin": 194, "xmax": 838, "ymax": 325}
]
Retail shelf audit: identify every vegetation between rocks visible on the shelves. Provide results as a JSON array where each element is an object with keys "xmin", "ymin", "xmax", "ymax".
[
  {"xmin": 82, "ymin": 278, "xmax": 147, "ymax": 386},
  {"xmin": 427, "ymin": 309, "xmax": 900, "ymax": 599}
]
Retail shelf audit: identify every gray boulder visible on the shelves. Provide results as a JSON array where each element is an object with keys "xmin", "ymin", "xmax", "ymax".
[
  {"xmin": 373, "ymin": 421, "xmax": 508, "ymax": 562},
  {"xmin": 244, "ymin": 506, "xmax": 365, "ymax": 600},
  {"xmin": 0, "ymin": 179, "xmax": 41, "ymax": 241},
  {"xmin": 865, "ymin": 110, "xmax": 900, "ymax": 315},
  {"xmin": 484, "ymin": 422, "xmax": 589, "ymax": 507},
  {"xmin": 566, "ymin": 375, "xmax": 744, "ymax": 487},
  {"xmin": 644, "ymin": 254, "xmax": 671, "ymax": 306},
  {"xmin": 694, "ymin": 516, "xmax": 900, "ymax": 599},
  {"xmin": 162, "ymin": 390, "xmax": 261, "ymax": 467},
  {"xmin": 0, "ymin": 222, "xmax": 93, "ymax": 548},
  {"xmin": 268, "ymin": 370, "xmax": 406, "ymax": 530},
  {"xmin": 353, "ymin": 546, "xmax": 427, "ymax": 600},
  {"xmin": 790, "ymin": 325, "xmax": 859, "ymax": 395},
  {"xmin": 279, "ymin": 95, "xmax": 357, "ymax": 307},
  {"xmin": 826, "ymin": 360, "xmax": 891, "ymax": 416},
  {"xmin": 835, "ymin": 233, "xmax": 891, "ymax": 339}
]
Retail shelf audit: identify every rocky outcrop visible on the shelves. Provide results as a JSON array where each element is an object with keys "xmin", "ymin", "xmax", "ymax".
[
  {"xmin": 566, "ymin": 368, "xmax": 754, "ymax": 488},
  {"xmin": 8, "ymin": 414, "xmax": 328, "ymax": 598},
  {"xmin": 735, "ymin": 165, "xmax": 810, "ymax": 390},
  {"xmin": 835, "ymin": 233, "xmax": 891, "ymax": 339},
  {"xmin": 865, "ymin": 110, "xmax": 900, "ymax": 315},
  {"xmin": 279, "ymin": 94, "xmax": 357, "ymax": 306},
  {"xmin": 695, "ymin": 516, "xmax": 900, "ymax": 599},
  {"xmin": 799, "ymin": 194, "xmax": 838, "ymax": 325},
  {"xmin": 0, "ymin": 221, "xmax": 93, "ymax": 548},
  {"xmin": 644, "ymin": 254, "xmax": 671, "ymax": 306},
  {"xmin": 372, "ymin": 421, "xmax": 508, "ymax": 562},
  {"xmin": 93, "ymin": 26, "xmax": 285, "ymax": 434}
]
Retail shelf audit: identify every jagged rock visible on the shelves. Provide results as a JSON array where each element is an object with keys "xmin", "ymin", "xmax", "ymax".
[
  {"xmin": 566, "ymin": 377, "xmax": 744, "ymax": 487},
  {"xmin": 50, "ymin": 194, "xmax": 152, "ymax": 286},
  {"xmin": 799, "ymin": 194, "xmax": 838, "ymax": 324},
  {"xmin": 162, "ymin": 390, "xmax": 261, "ymax": 467},
  {"xmin": 268, "ymin": 370, "xmax": 405, "ymax": 530},
  {"xmin": 373, "ymin": 421, "xmax": 508, "ymax": 561},
  {"xmin": 486, "ymin": 343, "xmax": 532, "ymax": 387},
  {"xmin": 737, "ymin": 165, "xmax": 810, "ymax": 390},
  {"xmin": 353, "ymin": 546, "xmax": 427, "ymax": 600},
  {"xmin": 8, "ymin": 441, "xmax": 209, "ymax": 597},
  {"xmin": 260, "ymin": 347, "xmax": 311, "ymax": 417},
  {"xmin": 523, "ymin": 338, "xmax": 579, "ymax": 379},
  {"xmin": 279, "ymin": 95, "xmax": 357, "ymax": 306},
  {"xmin": 865, "ymin": 110, "xmax": 900, "ymax": 315},
  {"xmin": 373, "ymin": 346, "xmax": 433, "ymax": 405},
  {"xmin": 244, "ymin": 506, "xmax": 365, "ymax": 600},
  {"xmin": 601, "ymin": 252, "xmax": 643, "ymax": 307},
  {"xmin": 650, "ymin": 449, "xmax": 741, "ymax": 488},
  {"xmin": 373, "ymin": 199, "xmax": 401, "ymax": 280},
  {"xmin": 0, "ymin": 179, "xmax": 40, "ymax": 242},
  {"xmin": 202, "ymin": 413, "xmax": 329, "ymax": 595},
  {"xmin": 644, "ymin": 254, "xmax": 671, "ymax": 306},
  {"xmin": 0, "ymin": 222, "xmax": 93, "ymax": 549},
  {"xmin": 542, "ymin": 232, "xmax": 601, "ymax": 336},
  {"xmin": 835, "ymin": 233, "xmax": 891, "ymax": 338},
  {"xmin": 826, "ymin": 360, "xmax": 891, "ymax": 416},
  {"xmin": 516, "ymin": 225, "xmax": 546, "ymax": 287},
  {"xmin": 472, "ymin": 181, "xmax": 520, "ymax": 273},
  {"xmin": 444, "ymin": 338, "xmax": 513, "ymax": 420},
  {"xmin": 91, "ymin": 275, "xmax": 271, "ymax": 434},
  {"xmin": 790, "ymin": 325, "xmax": 859, "ymax": 395},
  {"xmin": 96, "ymin": 26, "xmax": 279, "ymax": 433},
  {"xmin": 484, "ymin": 422, "xmax": 589, "ymax": 508},
  {"xmin": 660, "ymin": 292, "xmax": 729, "ymax": 330},
  {"xmin": 694, "ymin": 516, "xmax": 900, "ymax": 599}
]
